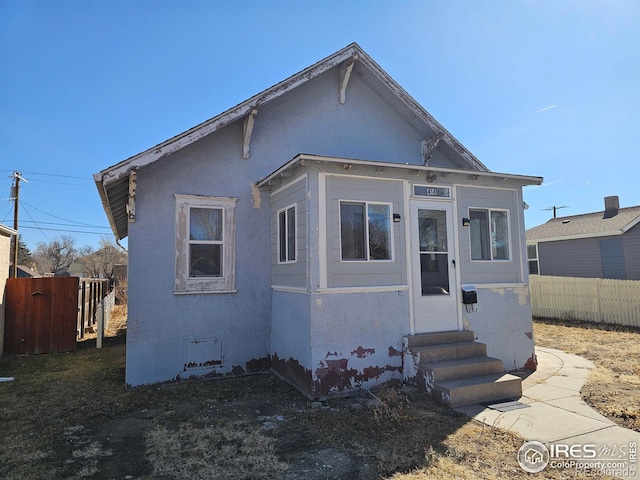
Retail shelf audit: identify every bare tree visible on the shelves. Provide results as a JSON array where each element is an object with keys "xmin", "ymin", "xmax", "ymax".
[
  {"xmin": 33, "ymin": 235, "xmax": 77, "ymax": 274},
  {"xmin": 77, "ymin": 238, "xmax": 127, "ymax": 279}
]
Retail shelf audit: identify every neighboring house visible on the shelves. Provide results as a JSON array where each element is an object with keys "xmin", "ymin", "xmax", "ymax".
[
  {"xmin": 0, "ymin": 223, "xmax": 18, "ymax": 356},
  {"xmin": 94, "ymin": 43, "xmax": 542, "ymax": 404},
  {"xmin": 12, "ymin": 264, "xmax": 42, "ymax": 278},
  {"xmin": 526, "ymin": 196, "xmax": 640, "ymax": 280}
]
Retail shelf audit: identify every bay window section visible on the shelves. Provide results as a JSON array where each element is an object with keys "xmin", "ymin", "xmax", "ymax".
[{"xmin": 340, "ymin": 201, "xmax": 392, "ymax": 261}]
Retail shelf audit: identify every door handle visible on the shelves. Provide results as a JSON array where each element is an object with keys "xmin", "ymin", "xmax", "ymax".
[{"xmin": 452, "ymin": 259, "xmax": 456, "ymax": 268}]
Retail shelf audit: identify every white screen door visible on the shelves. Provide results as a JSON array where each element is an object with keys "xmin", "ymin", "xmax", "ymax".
[{"xmin": 410, "ymin": 201, "xmax": 459, "ymax": 332}]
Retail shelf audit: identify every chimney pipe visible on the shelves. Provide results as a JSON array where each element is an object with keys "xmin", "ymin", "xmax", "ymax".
[{"xmin": 603, "ymin": 196, "xmax": 619, "ymax": 219}]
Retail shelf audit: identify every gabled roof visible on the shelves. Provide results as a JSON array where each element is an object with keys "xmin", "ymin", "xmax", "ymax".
[
  {"xmin": 94, "ymin": 42, "xmax": 491, "ymax": 240},
  {"xmin": 526, "ymin": 205, "xmax": 640, "ymax": 242}
]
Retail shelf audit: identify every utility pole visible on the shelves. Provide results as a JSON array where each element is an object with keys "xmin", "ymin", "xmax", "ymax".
[
  {"xmin": 10, "ymin": 171, "xmax": 28, "ymax": 278},
  {"xmin": 543, "ymin": 205, "xmax": 568, "ymax": 218}
]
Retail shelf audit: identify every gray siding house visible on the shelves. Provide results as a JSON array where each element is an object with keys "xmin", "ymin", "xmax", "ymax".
[
  {"xmin": 95, "ymin": 44, "xmax": 542, "ymax": 406},
  {"xmin": 526, "ymin": 196, "xmax": 640, "ymax": 280}
]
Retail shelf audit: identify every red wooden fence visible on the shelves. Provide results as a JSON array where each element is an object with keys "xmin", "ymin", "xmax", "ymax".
[{"xmin": 4, "ymin": 277, "xmax": 79, "ymax": 354}]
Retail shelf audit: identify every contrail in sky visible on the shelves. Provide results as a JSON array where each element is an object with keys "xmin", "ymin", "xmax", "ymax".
[{"xmin": 535, "ymin": 104, "xmax": 557, "ymax": 113}]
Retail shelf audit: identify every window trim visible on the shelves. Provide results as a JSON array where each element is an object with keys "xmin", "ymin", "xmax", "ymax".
[
  {"xmin": 174, "ymin": 194, "xmax": 237, "ymax": 294},
  {"xmin": 468, "ymin": 207, "xmax": 512, "ymax": 262},
  {"xmin": 277, "ymin": 204, "xmax": 297, "ymax": 264},
  {"xmin": 527, "ymin": 243, "xmax": 539, "ymax": 274},
  {"xmin": 338, "ymin": 200, "xmax": 394, "ymax": 263}
]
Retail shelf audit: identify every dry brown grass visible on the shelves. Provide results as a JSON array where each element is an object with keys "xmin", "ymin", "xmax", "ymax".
[
  {"xmin": 533, "ymin": 318, "xmax": 640, "ymax": 432},
  {"xmin": 2, "ymin": 317, "xmax": 627, "ymax": 479}
]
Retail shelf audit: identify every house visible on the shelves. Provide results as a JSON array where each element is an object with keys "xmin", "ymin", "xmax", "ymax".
[
  {"xmin": 94, "ymin": 43, "xmax": 542, "ymax": 406},
  {"xmin": 11, "ymin": 264, "xmax": 42, "ymax": 278},
  {"xmin": 0, "ymin": 223, "xmax": 18, "ymax": 356},
  {"xmin": 526, "ymin": 196, "xmax": 640, "ymax": 280}
]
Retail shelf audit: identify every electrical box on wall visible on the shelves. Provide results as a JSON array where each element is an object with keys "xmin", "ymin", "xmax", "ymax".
[{"xmin": 461, "ymin": 286, "xmax": 477, "ymax": 305}]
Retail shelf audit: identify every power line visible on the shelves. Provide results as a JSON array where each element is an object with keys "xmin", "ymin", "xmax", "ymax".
[
  {"xmin": 19, "ymin": 225, "xmax": 114, "ymax": 236},
  {"xmin": 19, "ymin": 220, "xmax": 111, "ymax": 229},
  {"xmin": 20, "ymin": 200, "xmax": 108, "ymax": 228},
  {"xmin": 20, "ymin": 201, "xmax": 51, "ymax": 243},
  {"xmin": 1, "ymin": 169, "xmax": 91, "ymax": 180}
]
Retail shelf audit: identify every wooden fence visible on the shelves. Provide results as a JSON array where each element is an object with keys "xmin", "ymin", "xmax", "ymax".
[
  {"xmin": 3, "ymin": 277, "xmax": 115, "ymax": 355},
  {"xmin": 77, "ymin": 279, "xmax": 111, "ymax": 339},
  {"xmin": 4, "ymin": 277, "xmax": 79, "ymax": 354},
  {"xmin": 529, "ymin": 275, "xmax": 640, "ymax": 327}
]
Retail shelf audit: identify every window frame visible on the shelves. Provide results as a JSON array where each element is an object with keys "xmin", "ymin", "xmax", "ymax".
[
  {"xmin": 468, "ymin": 207, "xmax": 511, "ymax": 262},
  {"xmin": 527, "ymin": 243, "xmax": 539, "ymax": 274},
  {"xmin": 339, "ymin": 200, "xmax": 394, "ymax": 263},
  {"xmin": 277, "ymin": 204, "xmax": 297, "ymax": 264},
  {"xmin": 174, "ymin": 194, "xmax": 237, "ymax": 294}
]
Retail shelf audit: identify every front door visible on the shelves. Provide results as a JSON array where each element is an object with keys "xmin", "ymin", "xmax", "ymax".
[{"xmin": 410, "ymin": 201, "xmax": 459, "ymax": 332}]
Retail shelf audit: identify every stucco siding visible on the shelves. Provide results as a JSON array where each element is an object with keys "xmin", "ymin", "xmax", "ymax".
[
  {"xmin": 326, "ymin": 175, "xmax": 405, "ymax": 288},
  {"xmin": 270, "ymin": 175, "xmax": 308, "ymax": 288},
  {"xmin": 462, "ymin": 285, "xmax": 535, "ymax": 371},
  {"xmin": 124, "ymin": 65, "xmax": 430, "ymax": 386},
  {"xmin": 457, "ymin": 186, "xmax": 522, "ymax": 284},
  {"xmin": 271, "ymin": 290, "xmax": 313, "ymax": 397},
  {"xmin": 0, "ymin": 232, "xmax": 12, "ymax": 356},
  {"xmin": 309, "ymin": 290, "xmax": 408, "ymax": 398}
]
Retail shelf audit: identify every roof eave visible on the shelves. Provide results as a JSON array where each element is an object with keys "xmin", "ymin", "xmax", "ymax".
[
  {"xmin": 257, "ymin": 154, "xmax": 542, "ymax": 188},
  {"xmin": 0, "ymin": 223, "xmax": 17, "ymax": 237}
]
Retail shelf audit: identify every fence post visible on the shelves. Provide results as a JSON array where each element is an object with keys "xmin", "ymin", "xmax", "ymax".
[{"xmin": 96, "ymin": 300, "xmax": 103, "ymax": 349}]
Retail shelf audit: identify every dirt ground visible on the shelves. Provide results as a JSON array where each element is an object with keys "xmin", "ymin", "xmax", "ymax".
[
  {"xmin": 0, "ymin": 316, "xmax": 626, "ymax": 479},
  {"xmin": 533, "ymin": 317, "xmax": 640, "ymax": 432}
]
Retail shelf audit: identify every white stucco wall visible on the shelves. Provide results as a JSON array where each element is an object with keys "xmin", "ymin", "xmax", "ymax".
[{"xmin": 0, "ymin": 226, "xmax": 17, "ymax": 356}]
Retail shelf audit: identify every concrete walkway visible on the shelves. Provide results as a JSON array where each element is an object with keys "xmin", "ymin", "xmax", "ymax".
[{"xmin": 457, "ymin": 347, "xmax": 639, "ymax": 479}]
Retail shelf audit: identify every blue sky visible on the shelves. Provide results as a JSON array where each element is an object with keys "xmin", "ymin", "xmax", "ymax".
[{"xmin": 1, "ymin": 0, "xmax": 638, "ymax": 251}]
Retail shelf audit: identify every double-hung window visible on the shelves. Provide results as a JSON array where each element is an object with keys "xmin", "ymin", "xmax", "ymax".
[
  {"xmin": 340, "ymin": 201, "xmax": 392, "ymax": 261},
  {"xmin": 469, "ymin": 208, "xmax": 510, "ymax": 261},
  {"xmin": 277, "ymin": 204, "xmax": 296, "ymax": 263},
  {"xmin": 175, "ymin": 194, "xmax": 236, "ymax": 293}
]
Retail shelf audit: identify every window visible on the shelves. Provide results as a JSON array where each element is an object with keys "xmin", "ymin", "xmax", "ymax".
[
  {"xmin": 175, "ymin": 195, "xmax": 236, "ymax": 293},
  {"xmin": 278, "ymin": 204, "xmax": 296, "ymax": 263},
  {"xmin": 340, "ymin": 201, "xmax": 392, "ymax": 261},
  {"xmin": 527, "ymin": 244, "xmax": 539, "ymax": 274},
  {"xmin": 469, "ymin": 208, "xmax": 510, "ymax": 261}
]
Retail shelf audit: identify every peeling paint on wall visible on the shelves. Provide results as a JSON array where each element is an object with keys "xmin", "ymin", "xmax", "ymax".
[
  {"xmin": 250, "ymin": 182, "xmax": 262, "ymax": 209},
  {"xmin": 516, "ymin": 287, "xmax": 529, "ymax": 306},
  {"xmin": 351, "ymin": 346, "xmax": 375, "ymax": 358},
  {"xmin": 524, "ymin": 353, "xmax": 537, "ymax": 371},
  {"xmin": 316, "ymin": 298, "xmax": 323, "ymax": 308},
  {"xmin": 490, "ymin": 288, "xmax": 506, "ymax": 296}
]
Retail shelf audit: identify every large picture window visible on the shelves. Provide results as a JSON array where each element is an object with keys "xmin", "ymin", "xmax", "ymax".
[
  {"xmin": 340, "ymin": 201, "xmax": 392, "ymax": 261},
  {"xmin": 469, "ymin": 208, "xmax": 510, "ymax": 261},
  {"xmin": 175, "ymin": 195, "xmax": 236, "ymax": 293},
  {"xmin": 278, "ymin": 204, "xmax": 296, "ymax": 263}
]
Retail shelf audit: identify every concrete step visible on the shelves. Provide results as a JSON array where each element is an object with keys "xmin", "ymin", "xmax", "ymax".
[
  {"xmin": 406, "ymin": 330, "xmax": 475, "ymax": 348},
  {"xmin": 423, "ymin": 356, "xmax": 505, "ymax": 382},
  {"xmin": 414, "ymin": 341, "xmax": 487, "ymax": 363},
  {"xmin": 434, "ymin": 373, "xmax": 522, "ymax": 408}
]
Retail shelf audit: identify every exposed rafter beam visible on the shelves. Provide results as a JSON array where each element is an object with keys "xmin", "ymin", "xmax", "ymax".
[
  {"xmin": 422, "ymin": 133, "xmax": 444, "ymax": 165},
  {"xmin": 242, "ymin": 108, "xmax": 258, "ymax": 159},
  {"xmin": 339, "ymin": 54, "xmax": 359, "ymax": 104},
  {"xmin": 127, "ymin": 170, "xmax": 137, "ymax": 223}
]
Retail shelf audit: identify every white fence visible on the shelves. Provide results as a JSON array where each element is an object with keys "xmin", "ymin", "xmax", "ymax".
[{"xmin": 529, "ymin": 275, "xmax": 640, "ymax": 328}]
